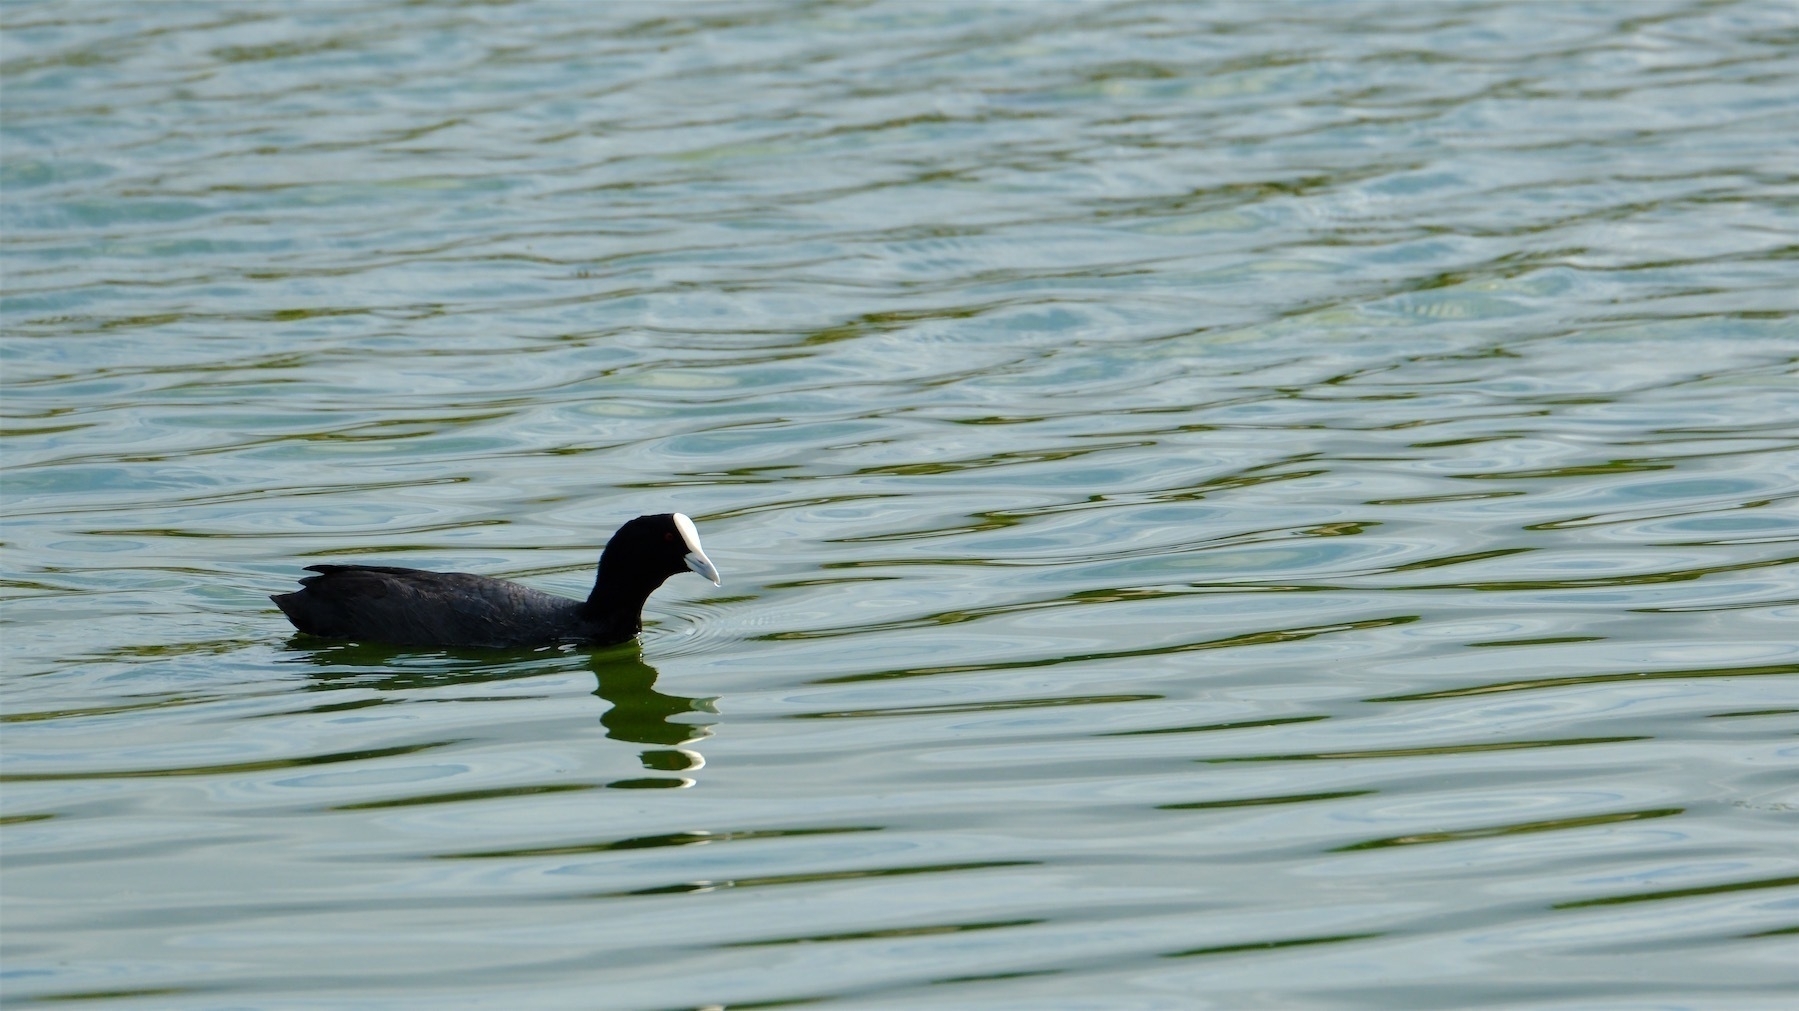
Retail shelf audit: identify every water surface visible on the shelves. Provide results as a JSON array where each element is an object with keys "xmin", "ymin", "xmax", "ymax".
[{"xmin": 3, "ymin": 2, "xmax": 1797, "ymax": 1008}]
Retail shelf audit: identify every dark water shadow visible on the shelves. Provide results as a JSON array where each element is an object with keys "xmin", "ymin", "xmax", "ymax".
[{"xmin": 279, "ymin": 637, "xmax": 715, "ymax": 783}]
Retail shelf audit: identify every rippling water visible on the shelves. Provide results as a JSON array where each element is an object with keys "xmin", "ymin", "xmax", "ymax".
[{"xmin": 4, "ymin": 1, "xmax": 1797, "ymax": 1007}]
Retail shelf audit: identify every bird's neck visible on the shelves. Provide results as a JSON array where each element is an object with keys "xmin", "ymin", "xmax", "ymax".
[{"xmin": 583, "ymin": 571, "xmax": 655, "ymax": 637}]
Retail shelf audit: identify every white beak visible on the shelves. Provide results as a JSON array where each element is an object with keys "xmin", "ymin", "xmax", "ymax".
[
  {"xmin": 685, "ymin": 551, "xmax": 721, "ymax": 586},
  {"xmin": 674, "ymin": 513, "xmax": 721, "ymax": 586}
]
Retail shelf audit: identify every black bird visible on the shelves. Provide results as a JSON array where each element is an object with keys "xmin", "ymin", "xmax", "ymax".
[{"xmin": 272, "ymin": 513, "xmax": 720, "ymax": 648}]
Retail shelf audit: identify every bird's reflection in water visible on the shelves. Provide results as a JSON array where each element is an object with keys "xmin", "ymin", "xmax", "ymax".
[
  {"xmin": 590, "ymin": 649, "xmax": 715, "ymax": 787},
  {"xmin": 285, "ymin": 638, "xmax": 715, "ymax": 787}
]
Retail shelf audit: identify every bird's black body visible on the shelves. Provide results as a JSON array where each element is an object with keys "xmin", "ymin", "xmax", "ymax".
[{"xmin": 271, "ymin": 513, "xmax": 719, "ymax": 649}]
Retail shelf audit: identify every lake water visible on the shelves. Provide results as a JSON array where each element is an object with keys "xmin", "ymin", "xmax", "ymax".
[{"xmin": 3, "ymin": 1, "xmax": 1797, "ymax": 1007}]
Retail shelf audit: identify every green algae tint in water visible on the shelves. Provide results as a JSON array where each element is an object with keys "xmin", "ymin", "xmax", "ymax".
[{"xmin": 3, "ymin": 1, "xmax": 1798, "ymax": 1008}]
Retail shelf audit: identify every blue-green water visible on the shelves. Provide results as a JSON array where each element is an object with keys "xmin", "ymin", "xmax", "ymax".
[{"xmin": 3, "ymin": 2, "xmax": 1797, "ymax": 1007}]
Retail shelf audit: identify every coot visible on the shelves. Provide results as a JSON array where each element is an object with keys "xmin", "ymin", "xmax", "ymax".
[{"xmin": 272, "ymin": 513, "xmax": 720, "ymax": 648}]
